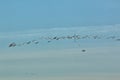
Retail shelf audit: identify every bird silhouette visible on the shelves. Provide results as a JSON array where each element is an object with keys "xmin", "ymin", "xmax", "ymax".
[
  {"xmin": 9, "ymin": 42, "xmax": 16, "ymax": 47},
  {"xmin": 8, "ymin": 34, "xmax": 120, "ymax": 48}
]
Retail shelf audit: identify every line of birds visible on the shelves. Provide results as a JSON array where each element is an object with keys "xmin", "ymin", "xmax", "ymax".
[{"xmin": 8, "ymin": 34, "xmax": 120, "ymax": 48}]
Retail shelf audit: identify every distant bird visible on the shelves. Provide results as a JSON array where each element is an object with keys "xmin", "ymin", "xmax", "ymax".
[
  {"xmin": 9, "ymin": 42, "xmax": 16, "ymax": 47},
  {"xmin": 48, "ymin": 41, "xmax": 51, "ymax": 43},
  {"xmin": 26, "ymin": 41, "xmax": 31, "ymax": 44},
  {"xmin": 56, "ymin": 37, "xmax": 60, "ymax": 40},
  {"xmin": 93, "ymin": 35, "xmax": 99, "ymax": 39},
  {"xmin": 31, "ymin": 40, "xmax": 39, "ymax": 44},
  {"xmin": 116, "ymin": 39, "xmax": 120, "ymax": 41},
  {"xmin": 53, "ymin": 37, "xmax": 57, "ymax": 40},
  {"xmin": 34, "ymin": 41, "xmax": 39, "ymax": 44},
  {"xmin": 81, "ymin": 49, "xmax": 86, "ymax": 52}
]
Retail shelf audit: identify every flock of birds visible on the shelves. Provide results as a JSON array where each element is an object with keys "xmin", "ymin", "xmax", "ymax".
[{"xmin": 8, "ymin": 34, "xmax": 120, "ymax": 52}]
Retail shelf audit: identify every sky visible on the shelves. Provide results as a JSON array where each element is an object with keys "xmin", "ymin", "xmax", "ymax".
[
  {"xmin": 0, "ymin": 0, "xmax": 120, "ymax": 31},
  {"xmin": 0, "ymin": 0, "xmax": 120, "ymax": 80}
]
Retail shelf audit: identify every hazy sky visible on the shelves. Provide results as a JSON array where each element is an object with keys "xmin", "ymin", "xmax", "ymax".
[
  {"xmin": 0, "ymin": 0, "xmax": 120, "ymax": 80},
  {"xmin": 0, "ymin": 0, "xmax": 120, "ymax": 31},
  {"xmin": 1, "ymin": 25, "xmax": 120, "ymax": 80}
]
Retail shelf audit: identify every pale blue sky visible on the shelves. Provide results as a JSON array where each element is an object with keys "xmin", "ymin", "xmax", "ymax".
[
  {"xmin": 0, "ymin": 0, "xmax": 120, "ymax": 80},
  {"xmin": 0, "ymin": 0, "xmax": 120, "ymax": 31}
]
